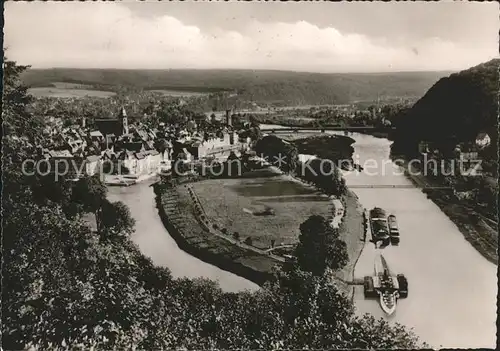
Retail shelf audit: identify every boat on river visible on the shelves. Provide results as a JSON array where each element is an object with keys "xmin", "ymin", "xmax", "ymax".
[
  {"xmin": 387, "ymin": 214, "xmax": 400, "ymax": 245},
  {"xmin": 369, "ymin": 207, "xmax": 391, "ymax": 246},
  {"xmin": 364, "ymin": 254, "xmax": 408, "ymax": 315},
  {"xmin": 105, "ymin": 178, "xmax": 136, "ymax": 187}
]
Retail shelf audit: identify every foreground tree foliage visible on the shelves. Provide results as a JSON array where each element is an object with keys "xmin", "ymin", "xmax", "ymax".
[
  {"xmin": 2, "ymin": 59, "xmax": 425, "ymax": 349},
  {"xmin": 71, "ymin": 175, "xmax": 108, "ymax": 231}
]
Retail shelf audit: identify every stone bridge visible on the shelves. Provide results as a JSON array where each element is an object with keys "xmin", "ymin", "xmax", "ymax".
[{"xmin": 260, "ymin": 126, "xmax": 396, "ymax": 134}]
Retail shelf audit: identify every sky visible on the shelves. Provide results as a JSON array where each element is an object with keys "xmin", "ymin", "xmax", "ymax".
[{"xmin": 4, "ymin": 1, "xmax": 499, "ymax": 73}]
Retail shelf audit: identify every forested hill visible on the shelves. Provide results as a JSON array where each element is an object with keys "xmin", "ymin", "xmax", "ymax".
[
  {"xmin": 392, "ymin": 59, "xmax": 499, "ymax": 156},
  {"xmin": 21, "ymin": 68, "xmax": 448, "ymax": 105}
]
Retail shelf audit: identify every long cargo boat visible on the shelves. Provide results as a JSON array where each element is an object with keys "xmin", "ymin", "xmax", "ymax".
[
  {"xmin": 369, "ymin": 207, "xmax": 390, "ymax": 244},
  {"xmin": 387, "ymin": 214, "xmax": 400, "ymax": 244}
]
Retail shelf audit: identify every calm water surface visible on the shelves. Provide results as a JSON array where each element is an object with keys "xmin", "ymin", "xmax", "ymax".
[
  {"xmin": 262, "ymin": 125, "xmax": 497, "ymax": 348},
  {"xmin": 335, "ymin": 131, "xmax": 495, "ymax": 348},
  {"xmin": 107, "ymin": 181, "xmax": 259, "ymax": 293}
]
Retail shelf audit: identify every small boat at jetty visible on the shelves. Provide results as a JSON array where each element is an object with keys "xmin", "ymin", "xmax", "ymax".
[{"xmin": 387, "ymin": 214, "xmax": 400, "ymax": 245}]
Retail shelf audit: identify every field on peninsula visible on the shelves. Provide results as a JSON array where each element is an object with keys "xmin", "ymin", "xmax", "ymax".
[{"xmin": 190, "ymin": 173, "xmax": 332, "ymax": 250}]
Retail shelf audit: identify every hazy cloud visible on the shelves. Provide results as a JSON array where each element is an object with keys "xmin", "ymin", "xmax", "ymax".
[{"xmin": 5, "ymin": 2, "xmax": 498, "ymax": 72}]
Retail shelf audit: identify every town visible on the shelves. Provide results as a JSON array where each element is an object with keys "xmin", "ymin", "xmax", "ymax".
[{"xmin": 36, "ymin": 105, "xmax": 256, "ymax": 184}]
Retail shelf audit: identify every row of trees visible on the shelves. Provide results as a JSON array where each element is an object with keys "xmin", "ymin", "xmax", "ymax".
[
  {"xmin": 298, "ymin": 158, "xmax": 347, "ymax": 197},
  {"xmin": 255, "ymin": 135, "xmax": 299, "ymax": 174},
  {"xmin": 255, "ymin": 135, "xmax": 347, "ymax": 197},
  {"xmin": 3, "ymin": 58, "xmax": 424, "ymax": 349},
  {"xmin": 295, "ymin": 215, "xmax": 349, "ymax": 275}
]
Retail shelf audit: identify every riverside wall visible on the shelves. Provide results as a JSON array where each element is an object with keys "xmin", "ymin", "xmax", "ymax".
[{"xmin": 153, "ymin": 183, "xmax": 275, "ymax": 287}]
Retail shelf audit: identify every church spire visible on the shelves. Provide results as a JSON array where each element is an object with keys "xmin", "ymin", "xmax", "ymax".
[
  {"xmin": 120, "ymin": 106, "xmax": 129, "ymax": 135},
  {"xmin": 120, "ymin": 106, "xmax": 127, "ymax": 118}
]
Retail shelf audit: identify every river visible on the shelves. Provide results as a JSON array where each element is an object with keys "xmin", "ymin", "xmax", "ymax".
[
  {"xmin": 344, "ymin": 133, "xmax": 496, "ymax": 349},
  {"xmin": 109, "ymin": 127, "xmax": 496, "ymax": 348},
  {"xmin": 263, "ymin": 125, "xmax": 497, "ymax": 348},
  {"xmin": 107, "ymin": 180, "xmax": 259, "ymax": 293}
]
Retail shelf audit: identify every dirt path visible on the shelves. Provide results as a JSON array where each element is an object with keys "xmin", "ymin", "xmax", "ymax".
[{"xmin": 333, "ymin": 190, "xmax": 366, "ymax": 298}]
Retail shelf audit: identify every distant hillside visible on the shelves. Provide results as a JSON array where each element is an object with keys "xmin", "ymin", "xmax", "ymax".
[
  {"xmin": 392, "ymin": 59, "xmax": 499, "ymax": 156},
  {"xmin": 21, "ymin": 68, "xmax": 449, "ymax": 105}
]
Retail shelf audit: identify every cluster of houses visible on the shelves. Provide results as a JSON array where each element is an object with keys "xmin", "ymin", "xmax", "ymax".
[
  {"xmin": 418, "ymin": 133, "xmax": 490, "ymax": 175},
  {"xmin": 39, "ymin": 108, "xmax": 166, "ymax": 179},
  {"xmin": 38, "ymin": 108, "xmax": 251, "ymax": 181},
  {"xmin": 171, "ymin": 110, "xmax": 252, "ymax": 163},
  {"xmin": 417, "ymin": 132, "xmax": 491, "ymax": 200}
]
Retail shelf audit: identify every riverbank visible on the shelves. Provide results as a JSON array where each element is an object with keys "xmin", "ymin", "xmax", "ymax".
[
  {"xmin": 397, "ymin": 158, "xmax": 498, "ymax": 264},
  {"xmin": 144, "ymin": 130, "xmax": 496, "ymax": 347},
  {"xmin": 287, "ymin": 133, "xmax": 367, "ymax": 296},
  {"xmin": 152, "ymin": 128, "xmax": 366, "ymax": 296},
  {"xmin": 107, "ymin": 181, "xmax": 259, "ymax": 292},
  {"xmin": 335, "ymin": 190, "xmax": 366, "ymax": 298},
  {"xmin": 104, "ymin": 172, "xmax": 160, "ymax": 186},
  {"xmin": 283, "ymin": 169, "xmax": 365, "ymax": 298},
  {"xmin": 360, "ymin": 130, "xmax": 394, "ymax": 141},
  {"xmin": 154, "ymin": 182, "xmax": 276, "ymax": 286},
  {"xmin": 154, "ymin": 175, "xmax": 364, "ymax": 298},
  {"xmin": 292, "ymin": 134, "xmax": 356, "ymax": 168}
]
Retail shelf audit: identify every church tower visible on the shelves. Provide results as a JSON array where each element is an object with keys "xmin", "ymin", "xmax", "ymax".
[{"xmin": 120, "ymin": 107, "xmax": 129, "ymax": 135}]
